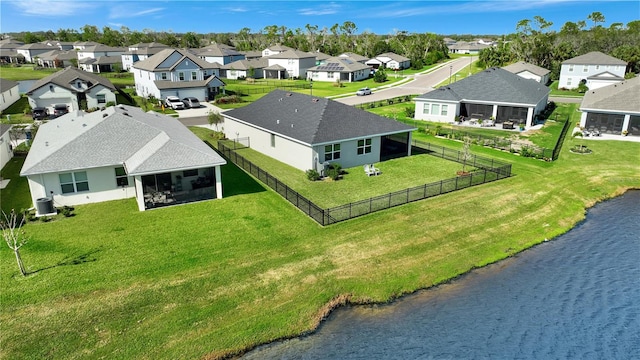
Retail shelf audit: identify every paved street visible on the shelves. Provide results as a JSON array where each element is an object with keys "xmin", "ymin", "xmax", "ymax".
[{"xmin": 177, "ymin": 57, "xmax": 477, "ymax": 125}]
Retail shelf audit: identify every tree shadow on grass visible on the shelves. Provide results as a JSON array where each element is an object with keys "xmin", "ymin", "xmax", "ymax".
[{"xmin": 29, "ymin": 247, "xmax": 102, "ymax": 275}]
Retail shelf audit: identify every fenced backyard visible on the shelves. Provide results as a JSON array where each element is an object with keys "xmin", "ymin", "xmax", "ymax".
[{"xmin": 217, "ymin": 140, "xmax": 511, "ymax": 225}]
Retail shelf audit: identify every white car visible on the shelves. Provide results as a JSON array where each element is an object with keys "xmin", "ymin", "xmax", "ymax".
[
  {"xmin": 165, "ymin": 96, "xmax": 184, "ymax": 110},
  {"xmin": 356, "ymin": 87, "xmax": 372, "ymax": 96}
]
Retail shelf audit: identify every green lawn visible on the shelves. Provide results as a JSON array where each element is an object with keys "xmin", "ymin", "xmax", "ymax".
[
  {"xmin": 549, "ymin": 80, "xmax": 585, "ymax": 97},
  {"xmin": 1, "ymin": 106, "xmax": 639, "ymax": 359},
  {"xmin": 221, "ymin": 141, "xmax": 469, "ymax": 208}
]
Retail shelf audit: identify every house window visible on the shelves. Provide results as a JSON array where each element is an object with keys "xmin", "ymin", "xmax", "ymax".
[
  {"xmin": 97, "ymin": 94, "xmax": 106, "ymax": 104},
  {"xmin": 49, "ymin": 85, "xmax": 54, "ymax": 92},
  {"xmin": 59, "ymin": 171, "xmax": 89, "ymax": 194},
  {"xmin": 179, "ymin": 72, "xmax": 185, "ymax": 81},
  {"xmin": 423, "ymin": 103, "xmax": 430, "ymax": 115},
  {"xmin": 191, "ymin": 71, "xmax": 197, "ymax": 80},
  {"xmin": 115, "ymin": 167, "xmax": 129, "ymax": 186},
  {"xmin": 161, "ymin": 72, "xmax": 167, "ymax": 80},
  {"xmin": 328, "ymin": 72, "xmax": 334, "ymax": 79},
  {"xmin": 583, "ymin": 65, "xmax": 589, "ymax": 72},
  {"xmin": 270, "ymin": 133, "xmax": 276, "ymax": 147},
  {"xmin": 431, "ymin": 104, "xmax": 440, "ymax": 115},
  {"xmin": 324, "ymin": 144, "xmax": 341, "ymax": 161},
  {"xmin": 569, "ymin": 64, "xmax": 574, "ymax": 72},
  {"xmin": 567, "ymin": 77, "xmax": 573, "ymax": 86},
  {"xmin": 357, "ymin": 138, "xmax": 372, "ymax": 155},
  {"xmin": 595, "ymin": 65, "xmax": 600, "ymax": 70},
  {"xmin": 441, "ymin": 104, "xmax": 448, "ymax": 116}
]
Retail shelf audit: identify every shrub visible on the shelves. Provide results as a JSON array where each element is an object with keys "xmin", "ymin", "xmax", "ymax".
[
  {"xmin": 306, "ymin": 169, "xmax": 320, "ymax": 181},
  {"xmin": 404, "ymin": 106, "xmax": 415, "ymax": 118},
  {"xmin": 60, "ymin": 206, "xmax": 75, "ymax": 217},
  {"xmin": 325, "ymin": 163, "xmax": 342, "ymax": 180}
]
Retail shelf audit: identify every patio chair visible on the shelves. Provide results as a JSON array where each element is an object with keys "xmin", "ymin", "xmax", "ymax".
[{"xmin": 364, "ymin": 164, "xmax": 381, "ymax": 176}]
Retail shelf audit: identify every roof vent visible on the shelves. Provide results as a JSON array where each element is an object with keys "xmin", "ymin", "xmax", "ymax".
[
  {"xmin": 279, "ymin": 98, "xmax": 283, "ymax": 102},
  {"xmin": 123, "ymin": 112, "xmax": 130, "ymax": 116},
  {"xmin": 277, "ymin": 119, "xmax": 280, "ymax": 124},
  {"xmin": 286, "ymin": 93, "xmax": 292, "ymax": 96},
  {"xmin": 291, "ymin": 124, "xmax": 294, "ymax": 128},
  {"xmin": 103, "ymin": 113, "xmax": 108, "ymax": 118},
  {"xmin": 45, "ymin": 141, "xmax": 49, "ymax": 146},
  {"xmin": 295, "ymin": 109, "xmax": 298, "ymax": 112},
  {"xmin": 82, "ymin": 123, "xmax": 87, "ymax": 127},
  {"xmin": 312, "ymin": 98, "xmax": 319, "ymax": 103}
]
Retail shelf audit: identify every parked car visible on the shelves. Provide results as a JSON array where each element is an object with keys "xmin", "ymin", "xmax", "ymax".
[
  {"xmin": 182, "ymin": 97, "xmax": 201, "ymax": 108},
  {"xmin": 356, "ymin": 87, "xmax": 372, "ymax": 96},
  {"xmin": 53, "ymin": 104, "xmax": 69, "ymax": 117},
  {"xmin": 32, "ymin": 107, "xmax": 49, "ymax": 120},
  {"xmin": 164, "ymin": 96, "xmax": 184, "ymax": 110}
]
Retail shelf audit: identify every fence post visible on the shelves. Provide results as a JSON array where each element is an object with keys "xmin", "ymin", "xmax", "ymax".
[
  {"xmin": 369, "ymin": 198, "xmax": 372, "ymax": 213},
  {"xmin": 455, "ymin": 176, "xmax": 459, "ymax": 190},
  {"xmin": 424, "ymin": 183, "xmax": 427, "ymax": 198},
  {"xmin": 406, "ymin": 188, "xmax": 409, "ymax": 203}
]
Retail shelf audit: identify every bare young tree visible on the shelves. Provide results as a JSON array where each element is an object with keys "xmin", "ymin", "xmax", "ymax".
[{"xmin": 1, "ymin": 210, "xmax": 29, "ymax": 276}]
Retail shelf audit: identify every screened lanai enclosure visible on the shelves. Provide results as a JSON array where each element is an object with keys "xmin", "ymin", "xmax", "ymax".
[{"xmin": 141, "ymin": 167, "xmax": 217, "ymax": 209}]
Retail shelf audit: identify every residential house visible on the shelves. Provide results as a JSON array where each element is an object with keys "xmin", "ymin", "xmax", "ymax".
[
  {"xmin": 26, "ymin": 67, "xmax": 117, "ymax": 112},
  {"xmin": 558, "ymin": 51, "xmax": 627, "ymax": 90},
  {"xmin": 239, "ymin": 50, "xmax": 263, "ymax": 61},
  {"xmin": 366, "ymin": 52, "xmax": 411, "ymax": 70},
  {"xmin": 80, "ymin": 56, "xmax": 123, "ymax": 73},
  {"xmin": 265, "ymin": 49, "xmax": 316, "ymax": 79},
  {"xmin": 16, "ymin": 43, "xmax": 53, "ymax": 63},
  {"xmin": 0, "ymin": 39, "xmax": 25, "ymax": 63},
  {"xmin": 414, "ymin": 67, "xmax": 550, "ymax": 128},
  {"xmin": 0, "ymin": 124, "xmax": 13, "ymax": 170},
  {"xmin": 222, "ymin": 58, "xmax": 268, "ymax": 80},
  {"xmin": 306, "ymin": 56, "xmax": 371, "ymax": 83},
  {"xmin": 313, "ymin": 51, "xmax": 332, "ymax": 64},
  {"xmin": 121, "ymin": 42, "xmax": 170, "ymax": 71},
  {"xmin": 447, "ymin": 41, "xmax": 491, "ymax": 55},
  {"xmin": 223, "ymin": 90, "xmax": 416, "ymax": 173},
  {"xmin": 0, "ymin": 78, "xmax": 20, "ymax": 112},
  {"xmin": 72, "ymin": 41, "xmax": 101, "ymax": 50},
  {"xmin": 41, "ymin": 40, "xmax": 75, "ymax": 50},
  {"xmin": 36, "ymin": 49, "xmax": 77, "ymax": 68},
  {"xmin": 502, "ymin": 61, "xmax": 551, "ymax": 84},
  {"xmin": 339, "ymin": 52, "xmax": 369, "ymax": 64},
  {"xmin": 578, "ymin": 76, "xmax": 640, "ymax": 136},
  {"xmin": 262, "ymin": 44, "xmax": 294, "ymax": 57},
  {"xmin": 133, "ymin": 48, "xmax": 225, "ymax": 101},
  {"xmin": 77, "ymin": 45, "xmax": 126, "ymax": 67},
  {"xmin": 192, "ymin": 43, "xmax": 245, "ymax": 65},
  {"xmin": 20, "ymin": 105, "xmax": 226, "ymax": 213}
]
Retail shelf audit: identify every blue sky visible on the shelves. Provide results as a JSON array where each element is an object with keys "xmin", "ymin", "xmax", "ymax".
[{"xmin": 1, "ymin": 0, "xmax": 638, "ymax": 36}]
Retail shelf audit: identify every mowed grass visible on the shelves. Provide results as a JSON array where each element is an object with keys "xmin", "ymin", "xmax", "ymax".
[
  {"xmin": 1, "ymin": 121, "xmax": 639, "ymax": 359},
  {"xmin": 225, "ymin": 142, "xmax": 468, "ymax": 208}
]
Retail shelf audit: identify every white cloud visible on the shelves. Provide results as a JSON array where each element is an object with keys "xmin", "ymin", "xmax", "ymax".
[
  {"xmin": 298, "ymin": 2, "xmax": 342, "ymax": 16},
  {"xmin": 109, "ymin": 5, "xmax": 165, "ymax": 19},
  {"xmin": 10, "ymin": 0, "xmax": 94, "ymax": 16}
]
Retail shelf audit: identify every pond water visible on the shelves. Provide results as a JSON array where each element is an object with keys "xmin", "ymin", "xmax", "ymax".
[{"xmin": 243, "ymin": 191, "xmax": 640, "ymax": 359}]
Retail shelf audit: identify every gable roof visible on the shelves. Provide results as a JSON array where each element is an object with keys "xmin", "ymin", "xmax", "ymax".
[
  {"xmin": 309, "ymin": 56, "xmax": 371, "ymax": 73},
  {"xmin": 38, "ymin": 49, "xmax": 78, "ymax": 61},
  {"xmin": 21, "ymin": 105, "xmax": 226, "ymax": 177},
  {"xmin": 267, "ymin": 49, "xmax": 315, "ymax": 59},
  {"xmin": 224, "ymin": 90, "xmax": 415, "ymax": 146},
  {"xmin": 191, "ymin": 44, "xmax": 242, "ymax": 57},
  {"xmin": 80, "ymin": 55, "xmax": 122, "ymax": 65},
  {"xmin": 415, "ymin": 67, "xmax": 549, "ymax": 105},
  {"xmin": 374, "ymin": 52, "xmax": 410, "ymax": 62},
  {"xmin": 155, "ymin": 75, "xmax": 225, "ymax": 90},
  {"xmin": 221, "ymin": 58, "xmax": 269, "ymax": 70},
  {"xmin": 579, "ymin": 76, "xmax": 640, "ymax": 114},
  {"xmin": 339, "ymin": 52, "xmax": 369, "ymax": 62},
  {"xmin": 132, "ymin": 48, "xmax": 219, "ymax": 71},
  {"xmin": 0, "ymin": 124, "xmax": 11, "ymax": 137},
  {"xmin": 502, "ymin": 61, "xmax": 550, "ymax": 77},
  {"xmin": 0, "ymin": 78, "xmax": 19, "ymax": 92},
  {"xmin": 79, "ymin": 45, "xmax": 126, "ymax": 53},
  {"xmin": 26, "ymin": 67, "xmax": 116, "ymax": 94},
  {"xmin": 264, "ymin": 44, "xmax": 294, "ymax": 52},
  {"xmin": 562, "ymin": 51, "xmax": 627, "ymax": 65}
]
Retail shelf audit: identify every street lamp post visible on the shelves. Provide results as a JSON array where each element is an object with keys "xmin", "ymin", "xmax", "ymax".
[
  {"xmin": 310, "ymin": 78, "xmax": 313, "ymax": 96},
  {"xmin": 449, "ymin": 65, "xmax": 452, "ymax": 84}
]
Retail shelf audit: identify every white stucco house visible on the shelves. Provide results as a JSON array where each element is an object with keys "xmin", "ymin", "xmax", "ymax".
[
  {"xmin": 223, "ymin": 90, "xmax": 416, "ymax": 173},
  {"xmin": 0, "ymin": 78, "xmax": 20, "ymax": 112},
  {"xmin": 192, "ymin": 43, "xmax": 245, "ymax": 65},
  {"xmin": 0, "ymin": 124, "xmax": 13, "ymax": 170},
  {"xmin": 265, "ymin": 50, "xmax": 317, "ymax": 79},
  {"xmin": 20, "ymin": 105, "xmax": 227, "ymax": 214},
  {"xmin": 121, "ymin": 42, "xmax": 170, "ymax": 71},
  {"xmin": 222, "ymin": 58, "xmax": 268, "ymax": 80},
  {"xmin": 36, "ymin": 49, "xmax": 77, "ymax": 69},
  {"xmin": 338, "ymin": 52, "xmax": 369, "ymax": 64},
  {"xmin": 25, "ymin": 67, "xmax": 117, "ymax": 113},
  {"xmin": 133, "ymin": 48, "xmax": 225, "ymax": 101},
  {"xmin": 414, "ymin": 67, "xmax": 550, "ymax": 128},
  {"xmin": 578, "ymin": 76, "xmax": 640, "ymax": 136},
  {"xmin": 77, "ymin": 45, "xmax": 126, "ymax": 64},
  {"xmin": 366, "ymin": 52, "xmax": 411, "ymax": 70},
  {"xmin": 502, "ymin": 61, "xmax": 551, "ymax": 85},
  {"xmin": 447, "ymin": 41, "xmax": 492, "ymax": 55},
  {"xmin": 306, "ymin": 56, "xmax": 371, "ymax": 83},
  {"xmin": 16, "ymin": 43, "xmax": 53, "ymax": 63},
  {"xmin": 558, "ymin": 51, "xmax": 627, "ymax": 90}
]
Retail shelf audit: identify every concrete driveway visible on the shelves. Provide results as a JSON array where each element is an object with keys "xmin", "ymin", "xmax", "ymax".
[
  {"xmin": 177, "ymin": 101, "xmax": 226, "ymax": 126},
  {"xmin": 335, "ymin": 56, "xmax": 477, "ymax": 106}
]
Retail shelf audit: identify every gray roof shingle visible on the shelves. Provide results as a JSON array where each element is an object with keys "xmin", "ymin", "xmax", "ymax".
[
  {"xmin": 26, "ymin": 67, "xmax": 116, "ymax": 94},
  {"xmin": 21, "ymin": 105, "xmax": 226, "ymax": 176},
  {"xmin": 415, "ymin": 67, "xmax": 550, "ymax": 105},
  {"xmin": 132, "ymin": 48, "xmax": 219, "ymax": 72},
  {"xmin": 224, "ymin": 90, "xmax": 415, "ymax": 145},
  {"xmin": 0, "ymin": 78, "xmax": 19, "ymax": 92},
  {"xmin": 562, "ymin": 51, "xmax": 627, "ymax": 65},
  {"xmin": 580, "ymin": 76, "xmax": 640, "ymax": 114},
  {"xmin": 502, "ymin": 61, "xmax": 550, "ymax": 77}
]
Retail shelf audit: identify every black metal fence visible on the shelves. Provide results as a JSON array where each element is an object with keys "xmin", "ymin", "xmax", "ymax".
[
  {"xmin": 232, "ymin": 84, "xmax": 310, "ymax": 96},
  {"xmin": 551, "ymin": 117, "xmax": 572, "ymax": 161},
  {"xmin": 218, "ymin": 140, "xmax": 511, "ymax": 226}
]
